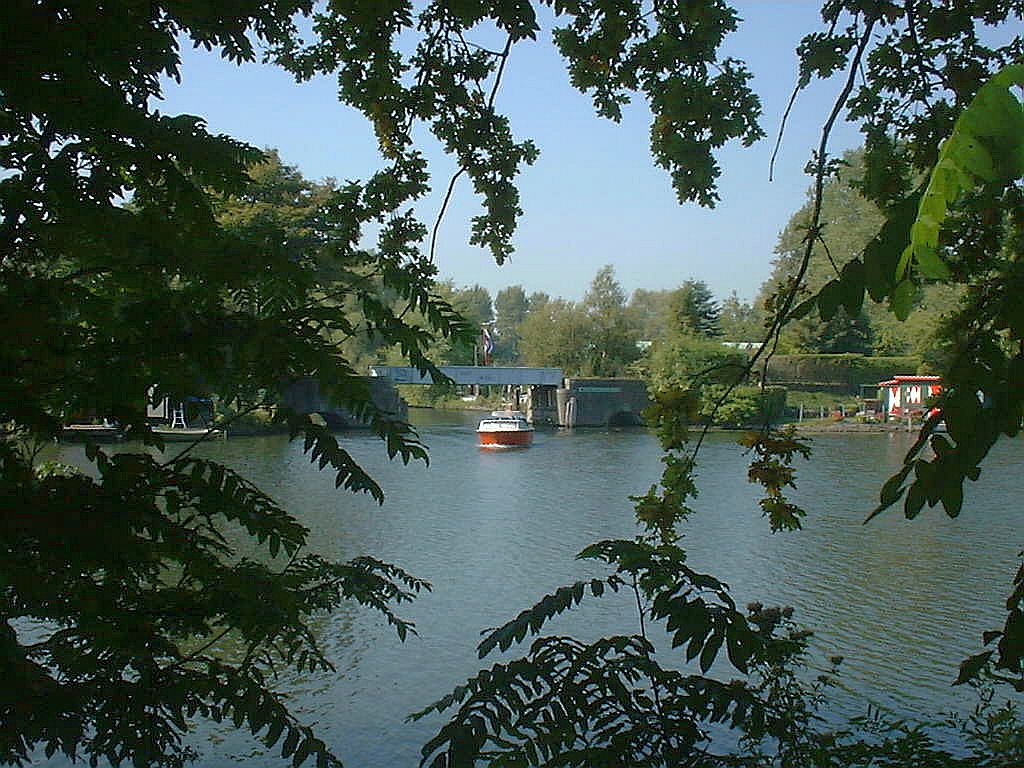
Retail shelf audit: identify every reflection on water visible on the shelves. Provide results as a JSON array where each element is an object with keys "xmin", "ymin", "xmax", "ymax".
[{"xmin": 49, "ymin": 414, "xmax": 1022, "ymax": 766}]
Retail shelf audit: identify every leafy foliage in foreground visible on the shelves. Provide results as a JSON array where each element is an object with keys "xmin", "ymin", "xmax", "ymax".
[
  {"xmin": 2, "ymin": 5, "xmax": 461, "ymax": 756},
  {"xmin": 419, "ymin": 5, "xmax": 1024, "ymax": 765},
  {"xmin": 4, "ymin": 1, "xmax": 1023, "ymax": 766},
  {"xmin": 416, "ymin": 633, "xmax": 765, "ymax": 768},
  {"xmin": 753, "ymin": 2, "xmax": 1023, "ymax": 688},
  {"xmin": 0, "ymin": 0, "xmax": 775, "ymax": 764},
  {"xmin": 0, "ymin": 441, "xmax": 429, "ymax": 767}
]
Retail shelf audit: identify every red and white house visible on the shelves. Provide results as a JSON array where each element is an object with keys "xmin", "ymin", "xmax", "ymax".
[{"xmin": 878, "ymin": 375, "xmax": 942, "ymax": 419}]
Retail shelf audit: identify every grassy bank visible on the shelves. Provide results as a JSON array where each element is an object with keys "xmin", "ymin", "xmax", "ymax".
[{"xmin": 398, "ymin": 384, "xmax": 509, "ymax": 411}]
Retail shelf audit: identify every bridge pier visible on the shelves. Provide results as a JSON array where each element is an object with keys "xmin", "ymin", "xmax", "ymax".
[
  {"xmin": 555, "ymin": 378, "xmax": 650, "ymax": 427},
  {"xmin": 524, "ymin": 385, "xmax": 559, "ymax": 425},
  {"xmin": 282, "ymin": 377, "xmax": 407, "ymax": 428},
  {"xmin": 363, "ymin": 367, "xmax": 649, "ymax": 428}
]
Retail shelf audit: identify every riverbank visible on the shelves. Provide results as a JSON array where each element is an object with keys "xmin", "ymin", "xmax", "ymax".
[
  {"xmin": 408, "ymin": 404, "xmax": 914, "ymax": 434},
  {"xmin": 408, "ymin": 401, "xmax": 499, "ymax": 412},
  {"xmin": 787, "ymin": 420, "xmax": 909, "ymax": 434}
]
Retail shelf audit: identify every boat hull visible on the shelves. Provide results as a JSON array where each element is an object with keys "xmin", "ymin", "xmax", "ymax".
[
  {"xmin": 61, "ymin": 425, "xmax": 123, "ymax": 443},
  {"xmin": 478, "ymin": 430, "xmax": 533, "ymax": 448},
  {"xmin": 152, "ymin": 427, "xmax": 224, "ymax": 442}
]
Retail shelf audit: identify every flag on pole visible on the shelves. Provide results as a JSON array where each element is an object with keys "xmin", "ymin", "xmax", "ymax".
[{"xmin": 481, "ymin": 327, "xmax": 494, "ymax": 365}]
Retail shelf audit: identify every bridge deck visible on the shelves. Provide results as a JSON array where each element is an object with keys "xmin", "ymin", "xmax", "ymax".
[{"xmin": 369, "ymin": 366, "xmax": 563, "ymax": 386}]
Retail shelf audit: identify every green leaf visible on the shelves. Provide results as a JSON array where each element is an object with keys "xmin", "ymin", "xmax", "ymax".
[
  {"xmin": 901, "ymin": 63, "xmax": 1024, "ymax": 281},
  {"xmin": 903, "ymin": 482, "xmax": 926, "ymax": 520},
  {"xmin": 817, "ymin": 279, "xmax": 842, "ymax": 321},
  {"xmin": 787, "ymin": 295, "xmax": 818, "ymax": 322},
  {"xmin": 946, "ymin": 134, "xmax": 996, "ymax": 181},
  {"xmin": 724, "ymin": 624, "xmax": 752, "ymax": 674},
  {"xmin": 879, "ymin": 464, "xmax": 913, "ymax": 508},
  {"xmin": 281, "ymin": 728, "xmax": 300, "ymax": 758},
  {"xmin": 839, "ymin": 259, "xmax": 865, "ymax": 314},
  {"xmin": 954, "ymin": 650, "xmax": 993, "ymax": 685},
  {"xmin": 983, "ymin": 630, "xmax": 1003, "ymax": 645},
  {"xmin": 477, "ymin": 580, "xmax": 604, "ymax": 658},
  {"xmin": 266, "ymin": 720, "xmax": 286, "ymax": 749},
  {"xmin": 888, "ymin": 279, "xmax": 916, "ymax": 321},
  {"xmin": 863, "ymin": 191, "xmax": 922, "ymax": 302},
  {"xmin": 941, "ymin": 480, "xmax": 964, "ymax": 518},
  {"xmin": 293, "ymin": 737, "xmax": 315, "ymax": 767},
  {"xmin": 699, "ymin": 631, "xmax": 724, "ymax": 673}
]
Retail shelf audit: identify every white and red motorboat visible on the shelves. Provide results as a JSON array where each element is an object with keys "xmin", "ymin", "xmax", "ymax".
[{"xmin": 477, "ymin": 410, "xmax": 534, "ymax": 449}]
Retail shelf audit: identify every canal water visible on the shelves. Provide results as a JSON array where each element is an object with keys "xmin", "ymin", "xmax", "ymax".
[{"xmin": 53, "ymin": 412, "xmax": 1022, "ymax": 766}]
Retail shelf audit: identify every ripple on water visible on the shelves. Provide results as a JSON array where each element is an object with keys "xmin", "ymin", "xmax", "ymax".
[{"xmin": 44, "ymin": 420, "xmax": 1022, "ymax": 766}]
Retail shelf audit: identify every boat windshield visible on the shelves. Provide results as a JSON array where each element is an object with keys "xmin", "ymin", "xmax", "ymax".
[{"xmin": 479, "ymin": 412, "xmax": 531, "ymax": 429}]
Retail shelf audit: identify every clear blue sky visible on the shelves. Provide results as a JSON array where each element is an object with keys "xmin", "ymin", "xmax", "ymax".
[{"xmin": 155, "ymin": 2, "xmax": 862, "ymax": 304}]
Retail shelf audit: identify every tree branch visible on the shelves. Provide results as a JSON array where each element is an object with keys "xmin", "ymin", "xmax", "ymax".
[{"xmin": 428, "ymin": 32, "xmax": 514, "ymax": 264}]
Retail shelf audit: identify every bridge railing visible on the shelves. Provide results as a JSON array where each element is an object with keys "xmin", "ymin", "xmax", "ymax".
[{"xmin": 368, "ymin": 366, "xmax": 563, "ymax": 387}]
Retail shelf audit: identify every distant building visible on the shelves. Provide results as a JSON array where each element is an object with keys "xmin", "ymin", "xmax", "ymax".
[
  {"xmin": 878, "ymin": 375, "xmax": 942, "ymax": 418},
  {"xmin": 721, "ymin": 341, "xmax": 760, "ymax": 351}
]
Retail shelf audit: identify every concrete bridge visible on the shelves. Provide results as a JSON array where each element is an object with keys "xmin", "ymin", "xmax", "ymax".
[
  {"xmin": 368, "ymin": 366, "xmax": 563, "ymax": 386},
  {"xmin": 282, "ymin": 377, "xmax": 408, "ymax": 428},
  {"xmin": 369, "ymin": 367, "xmax": 650, "ymax": 428}
]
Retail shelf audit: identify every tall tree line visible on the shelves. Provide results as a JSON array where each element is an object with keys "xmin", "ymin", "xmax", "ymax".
[
  {"xmin": 454, "ymin": 267, "xmax": 744, "ymax": 377},
  {"xmin": 339, "ymin": 149, "xmax": 958, "ymax": 377}
]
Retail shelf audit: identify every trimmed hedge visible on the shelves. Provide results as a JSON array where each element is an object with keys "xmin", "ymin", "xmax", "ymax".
[{"xmin": 765, "ymin": 354, "xmax": 921, "ymax": 392}]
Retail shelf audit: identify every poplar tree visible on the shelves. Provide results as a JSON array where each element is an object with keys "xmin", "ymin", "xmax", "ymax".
[
  {"xmin": 582, "ymin": 265, "xmax": 639, "ymax": 376},
  {"xmin": 494, "ymin": 285, "xmax": 530, "ymax": 363}
]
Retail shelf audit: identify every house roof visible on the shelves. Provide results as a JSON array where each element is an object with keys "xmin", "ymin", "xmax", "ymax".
[{"xmin": 878, "ymin": 375, "xmax": 942, "ymax": 387}]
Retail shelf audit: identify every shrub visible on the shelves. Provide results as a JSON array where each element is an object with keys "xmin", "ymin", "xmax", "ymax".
[{"xmin": 704, "ymin": 385, "xmax": 787, "ymax": 427}]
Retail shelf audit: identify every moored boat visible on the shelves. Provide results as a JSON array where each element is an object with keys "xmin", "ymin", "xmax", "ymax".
[
  {"xmin": 152, "ymin": 426, "xmax": 224, "ymax": 442},
  {"xmin": 477, "ymin": 411, "xmax": 533, "ymax": 448},
  {"xmin": 61, "ymin": 424, "xmax": 124, "ymax": 443}
]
